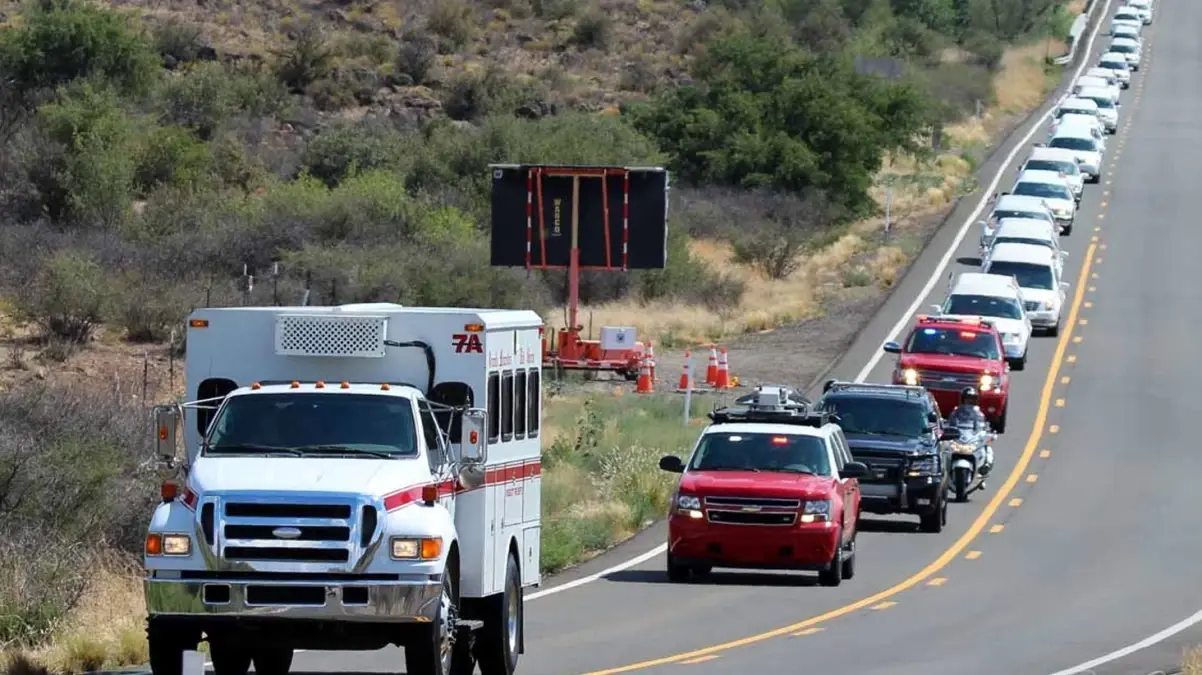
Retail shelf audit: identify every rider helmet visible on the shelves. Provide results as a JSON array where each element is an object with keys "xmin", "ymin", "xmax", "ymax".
[{"xmin": 960, "ymin": 386, "xmax": 979, "ymax": 405}]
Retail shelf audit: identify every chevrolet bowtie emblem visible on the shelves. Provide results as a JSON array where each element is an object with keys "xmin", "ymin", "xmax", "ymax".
[{"xmin": 741, "ymin": 506, "xmax": 761, "ymax": 512}]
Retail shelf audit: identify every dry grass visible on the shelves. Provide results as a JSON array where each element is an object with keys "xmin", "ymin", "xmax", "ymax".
[
  {"xmin": 2, "ymin": 556, "xmax": 149, "ymax": 675},
  {"xmin": 1186, "ymin": 646, "xmax": 1202, "ymax": 675},
  {"xmin": 550, "ymin": 33, "xmax": 1074, "ymax": 348}
]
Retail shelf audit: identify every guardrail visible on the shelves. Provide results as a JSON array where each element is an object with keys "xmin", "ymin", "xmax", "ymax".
[{"xmin": 1053, "ymin": 0, "xmax": 1100, "ymax": 65}]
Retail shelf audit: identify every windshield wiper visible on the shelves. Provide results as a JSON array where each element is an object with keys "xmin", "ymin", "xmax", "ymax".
[
  {"xmin": 771, "ymin": 467, "xmax": 817, "ymax": 475},
  {"xmin": 856, "ymin": 429, "xmax": 912, "ymax": 437},
  {"xmin": 292, "ymin": 445, "xmax": 397, "ymax": 459},
  {"xmin": 205, "ymin": 443, "xmax": 303, "ymax": 456}
]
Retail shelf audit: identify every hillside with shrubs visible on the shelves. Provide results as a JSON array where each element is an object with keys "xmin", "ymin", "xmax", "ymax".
[{"xmin": 0, "ymin": 0, "xmax": 1078, "ymax": 671}]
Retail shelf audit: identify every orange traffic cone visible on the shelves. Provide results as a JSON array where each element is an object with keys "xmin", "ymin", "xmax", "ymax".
[
  {"xmin": 635, "ymin": 357, "xmax": 655, "ymax": 393},
  {"xmin": 715, "ymin": 347, "xmax": 732, "ymax": 389},
  {"xmin": 647, "ymin": 341, "xmax": 656, "ymax": 381},
  {"xmin": 705, "ymin": 345, "xmax": 719, "ymax": 386},
  {"xmin": 676, "ymin": 350, "xmax": 693, "ymax": 392}
]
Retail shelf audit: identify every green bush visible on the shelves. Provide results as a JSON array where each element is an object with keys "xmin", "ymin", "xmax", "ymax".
[
  {"xmin": 629, "ymin": 30, "xmax": 935, "ymax": 218},
  {"xmin": 12, "ymin": 249, "xmax": 115, "ymax": 343},
  {"xmin": 157, "ymin": 61, "xmax": 289, "ymax": 139},
  {"xmin": 0, "ymin": 0, "xmax": 160, "ymax": 98}
]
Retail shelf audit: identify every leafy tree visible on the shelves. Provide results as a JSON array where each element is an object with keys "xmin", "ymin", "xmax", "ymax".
[
  {"xmin": 629, "ymin": 31, "xmax": 934, "ymax": 218},
  {"xmin": 0, "ymin": 0, "xmax": 159, "ymax": 98}
]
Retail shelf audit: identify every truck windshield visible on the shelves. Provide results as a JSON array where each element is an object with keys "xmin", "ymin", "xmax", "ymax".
[
  {"xmin": 1013, "ymin": 181, "xmax": 1071, "ymax": 201},
  {"xmin": 688, "ymin": 433, "xmax": 830, "ymax": 476},
  {"xmin": 205, "ymin": 393, "xmax": 419, "ymax": 457},
  {"xmin": 994, "ymin": 236, "xmax": 1053, "ymax": 250},
  {"xmin": 944, "ymin": 294, "xmax": 1024, "ymax": 320},
  {"xmin": 993, "ymin": 209, "xmax": 1052, "ymax": 223},
  {"xmin": 905, "ymin": 326, "xmax": 1001, "ymax": 360},
  {"xmin": 820, "ymin": 398, "xmax": 929, "ymax": 438},
  {"xmin": 1050, "ymin": 137, "xmax": 1098, "ymax": 152},
  {"xmin": 985, "ymin": 261, "xmax": 1055, "ymax": 290}
]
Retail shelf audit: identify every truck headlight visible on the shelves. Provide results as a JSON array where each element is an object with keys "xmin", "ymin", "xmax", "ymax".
[
  {"xmin": 1003, "ymin": 332, "xmax": 1022, "ymax": 344},
  {"xmin": 145, "ymin": 533, "xmax": 191, "ymax": 556},
  {"xmin": 390, "ymin": 536, "xmax": 443, "ymax": 560},
  {"xmin": 801, "ymin": 500, "xmax": 831, "ymax": 523},
  {"xmin": 908, "ymin": 456, "xmax": 939, "ymax": 476},
  {"xmin": 902, "ymin": 368, "xmax": 919, "ymax": 385},
  {"xmin": 979, "ymin": 374, "xmax": 995, "ymax": 390},
  {"xmin": 1041, "ymin": 300, "xmax": 1055, "ymax": 310},
  {"xmin": 673, "ymin": 493, "xmax": 703, "ymax": 519}
]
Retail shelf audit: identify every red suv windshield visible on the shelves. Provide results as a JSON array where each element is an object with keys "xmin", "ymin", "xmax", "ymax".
[
  {"xmin": 905, "ymin": 327, "xmax": 1000, "ymax": 360},
  {"xmin": 688, "ymin": 432, "xmax": 831, "ymax": 476}
]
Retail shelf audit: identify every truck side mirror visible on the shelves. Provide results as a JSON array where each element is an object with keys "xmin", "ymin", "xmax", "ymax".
[
  {"xmin": 456, "ymin": 408, "xmax": 489, "ymax": 490},
  {"xmin": 882, "ymin": 341, "xmax": 901, "ymax": 354},
  {"xmin": 659, "ymin": 455, "xmax": 684, "ymax": 473},
  {"xmin": 459, "ymin": 408, "xmax": 488, "ymax": 464},
  {"xmin": 153, "ymin": 405, "xmax": 181, "ymax": 464}
]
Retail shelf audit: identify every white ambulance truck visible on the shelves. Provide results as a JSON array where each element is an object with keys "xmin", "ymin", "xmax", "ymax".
[{"xmin": 144, "ymin": 303, "xmax": 544, "ymax": 675}]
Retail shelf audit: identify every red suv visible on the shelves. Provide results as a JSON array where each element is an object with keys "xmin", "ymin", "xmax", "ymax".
[
  {"xmin": 657, "ymin": 387, "xmax": 867, "ymax": 587},
  {"xmin": 882, "ymin": 316, "xmax": 1011, "ymax": 433}
]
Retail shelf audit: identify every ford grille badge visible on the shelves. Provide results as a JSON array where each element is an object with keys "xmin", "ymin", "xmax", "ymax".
[{"xmin": 272, "ymin": 527, "xmax": 303, "ymax": 539}]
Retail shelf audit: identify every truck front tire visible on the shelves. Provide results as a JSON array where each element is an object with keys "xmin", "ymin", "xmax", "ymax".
[
  {"xmin": 210, "ymin": 639, "xmax": 252, "ymax": 675},
  {"xmin": 253, "ymin": 648, "xmax": 294, "ymax": 675},
  {"xmin": 147, "ymin": 621, "xmax": 198, "ymax": 675},
  {"xmin": 475, "ymin": 552, "xmax": 522, "ymax": 675},
  {"xmin": 405, "ymin": 566, "xmax": 471, "ymax": 675}
]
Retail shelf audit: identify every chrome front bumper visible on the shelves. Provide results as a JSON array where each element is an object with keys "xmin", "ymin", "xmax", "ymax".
[
  {"xmin": 1027, "ymin": 310, "xmax": 1059, "ymax": 328},
  {"xmin": 1003, "ymin": 343, "xmax": 1025, "ymax": 359},
  {"xmin": 145, "ymin": 577, "xmax": 443, "ymax": 623}
]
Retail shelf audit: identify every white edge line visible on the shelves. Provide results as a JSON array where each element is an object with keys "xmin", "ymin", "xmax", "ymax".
[
  {"xmin": 1043, "ymin": 608, "xmax": 1202, "ymax": 675},
  {"xmin": 852, "ymin": 0, "xmax": 1114, "ymax": 383},
  {"xmin": 197, "ymin": 3, "xmax": 1115, "ymax": 668}
]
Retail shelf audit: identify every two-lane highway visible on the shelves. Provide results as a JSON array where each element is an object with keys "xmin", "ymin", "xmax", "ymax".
[{"xmin": 284, "ymin": 1, "xmax": 1202, "ymax": 673}]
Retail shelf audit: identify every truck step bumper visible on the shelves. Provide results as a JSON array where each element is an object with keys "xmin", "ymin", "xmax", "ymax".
[{"xmin": 145, "ymin": 577, "xmax": 443, "ymax": 623}]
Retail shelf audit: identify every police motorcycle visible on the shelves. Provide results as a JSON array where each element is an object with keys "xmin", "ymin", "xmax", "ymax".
[{"xmin": 945, "ymin": 412, "xmax": 996, "ymax": 503}]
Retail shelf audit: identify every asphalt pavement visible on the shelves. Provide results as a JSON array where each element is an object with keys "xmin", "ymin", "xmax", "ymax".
[{"xmin": 286, "ymin": 0, "xmax": 1202, "ymax": 674}]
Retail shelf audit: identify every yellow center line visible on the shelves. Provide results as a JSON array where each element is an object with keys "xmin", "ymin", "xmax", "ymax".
[
  {"xmin": 579, "ymin": 241, "xmax": 1100, "ymax": 675},
  {"xmin": 1040, "ymin": 450, "xmax": 1051, "ymax": 459},
  {"xmin": 790, "ymin": 627, "xmax": 824, "ymax": 637},
  {"xmin": 679, "ymin": 656, "xmax": 720, "ymax": 665},
  {"xmin": 927, "ymin": 578, "xmax": 947, "ymax": 587},
  {"xmin": 1009, "ymin": 498, "xmax": 1023, "ymax": 507},
  {"xmin": 965, "ymin": 551, "xmax": 982, "ymax": 560},
  {"xmin": 989, "ymin": 524, "xmax": 1004, "ymax": 534}
]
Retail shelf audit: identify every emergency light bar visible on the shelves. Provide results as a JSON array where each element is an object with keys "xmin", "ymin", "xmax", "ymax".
[
  {"xmin": 916, "ymin": 316, "xmax": 995, "ymax": 329},
  {"xmin": 823, "ymin": 382, "xmax": 927, "ymax": 398},
  {"xmin": 708, "ymin": 407, "xmax": 836, "ymax": 428}
]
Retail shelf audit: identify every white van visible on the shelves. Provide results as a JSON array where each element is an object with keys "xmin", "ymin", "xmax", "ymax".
[
  {"xmin": 1049, "ymin": 113, "xmax": 1106, "ymax": 151},
  {"xmin": 984, "ymin": 218, "xmax": 1065, "ymax": 278},
  {"xmin": 1021, "ymin": 146, "xmax": 1085, "ymax": 200},
  {"xmin": 981, "ymin": 243, "xmax": 1069, "ymax": 336},
  {"xmin": 935, "ymin": 272, "xmax": 1032, "ymax": 370}
]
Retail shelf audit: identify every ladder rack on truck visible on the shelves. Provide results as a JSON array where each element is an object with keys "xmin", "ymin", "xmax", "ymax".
[{"xmin": 145, "ymin": 302, "xmax": 543, "ymax": 675}]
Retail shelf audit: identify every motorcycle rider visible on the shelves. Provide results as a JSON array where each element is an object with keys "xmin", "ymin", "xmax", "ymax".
[{"xmin": 947, "ymin": 387, "xmax": 995, "ymax": 480}]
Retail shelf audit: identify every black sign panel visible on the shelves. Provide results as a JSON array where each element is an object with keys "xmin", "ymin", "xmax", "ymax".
[{"xmin": 489, "ymin": 164, "xmax": 669, "ymax": 270}]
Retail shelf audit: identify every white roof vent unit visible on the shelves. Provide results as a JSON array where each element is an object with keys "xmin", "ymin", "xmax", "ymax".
[{"xmin": 274, "ymin": 314, "xmax": 389, "ymax": 358}]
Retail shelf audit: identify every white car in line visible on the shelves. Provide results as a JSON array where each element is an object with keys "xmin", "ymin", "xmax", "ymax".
[
  {"xmin": 1124, "ymin": 0, "xmax": 1152, "ymax": 24},
  {"xmin": 1085, "ymin": 67, "xmax": 1122, "ymax": 89},
  {"xmin": 1109, "ymin": 37, "xmax": 1143, "ymax": 70},
  {"xmin": 982, "ymin": 217, "xmax": 1067, "ymax": 277},
  {"xmin": 982, "ymin": 243, "xmax": 1069, "ymax": 337},
  {"xmin": 1074, "ymin": 86, "xmax": 1120, "ymax": 133},
  {"xmin": 1111, "ymin": 7, "xmax": 1144, "ymax": 34},
  {"xmin": 1020, "ymin": 147, "xmax": 1085, "ymax": 202},
  {"xmin": 1111, "ymin": 23, "xmax": 1142, "ymax": 46},
  {"xmin": 1046, "ymin": 131, "xmax": 1104, "ymax": 184},
  {"xmin": 1097, "ymin": 53, "xmax": 1132, "ymax": 87},
  {"xmin": 1008, "ymin": 169, "xmax": 1077, "ymax": 235},
  {"xmin": 1073, "ymin": 75, "xmax": 1121, "ymax": 103},
  {"xmin": 1049, "ymin": 113, "xmax": 1107, "ymax": 152},
  {"xmin": 935, "ymin": 272, "xmax": 1032, "ymax": 370}
]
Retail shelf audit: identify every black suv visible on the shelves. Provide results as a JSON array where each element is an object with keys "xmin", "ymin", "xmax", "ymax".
[{"xmin": 812, "ymin": 381, "xmax": 958, "ymax": 533}]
